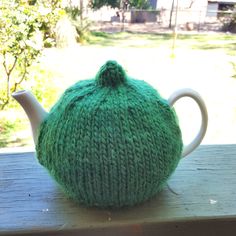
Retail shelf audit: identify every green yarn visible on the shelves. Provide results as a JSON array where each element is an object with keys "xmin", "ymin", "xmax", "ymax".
[
  {"xmin": 96, "ymin": 60, "xmax": 127, "ymax": 87},
  {"xmin": 36, "ymin": 60, "xmax": 183, "ymax": 208}
]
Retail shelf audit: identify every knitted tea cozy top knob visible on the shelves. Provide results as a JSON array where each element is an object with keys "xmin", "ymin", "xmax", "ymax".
[
  {"xmin": 36, "ymin": 60, "xmax": 183, "ymax": 209},
  {"xmin": 96, "ymin": 60, "xmax": 127, "ymax": 87}
]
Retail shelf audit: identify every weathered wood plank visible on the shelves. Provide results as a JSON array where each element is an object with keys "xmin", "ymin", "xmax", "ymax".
[{"xmin": 0, "ymin": 145, "xmax": 236, "ymax": 235}]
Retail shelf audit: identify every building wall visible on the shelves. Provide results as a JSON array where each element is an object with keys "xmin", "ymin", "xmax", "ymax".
[
  {"xmin": 206, "ymin": 2, "xmax": 218, "ymax": 17},
  {"xmin": 149, "ymin": 0, "xmax": 158, "ymax": 9},
  {"xmin": 156, "ymin": 0, "xmax": 208, "ymax": 10},
  {"xmin": 156, "ymin": 0, "xmax": 208, "ymax": 27}
]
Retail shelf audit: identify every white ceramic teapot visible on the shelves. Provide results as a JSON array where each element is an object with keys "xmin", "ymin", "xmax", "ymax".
[{"xmin": 12, "ymin": 61, "xmax": 208, "ymax": 208}]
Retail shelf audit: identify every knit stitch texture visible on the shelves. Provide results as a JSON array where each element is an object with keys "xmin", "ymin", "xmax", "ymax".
[{"xmin": 36, "ymin": 60, "xmax": 183, "ymax": 208}]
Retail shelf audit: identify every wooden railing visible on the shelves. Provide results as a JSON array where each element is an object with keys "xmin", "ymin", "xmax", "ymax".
[{"xmin": 1, "ymin": 145, "xmax": 236, "ymax": 235}]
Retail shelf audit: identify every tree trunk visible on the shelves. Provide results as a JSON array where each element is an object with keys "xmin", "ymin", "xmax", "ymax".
[
  {"xmin": 80, "ymin": 0, "xmax": 83, "ymax": 27},
  {"xmin": 169, "ymin": 0, "xmax": 175, "ymax": 29},
  {"xmin": 120, "ymin": 0, "xmax": 125, "ymax": 31}
]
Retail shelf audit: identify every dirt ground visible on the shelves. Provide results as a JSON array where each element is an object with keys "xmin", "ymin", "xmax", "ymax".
[{"xmin": 90, "ymin": 21, "xmax": 225, "ymax": 34}]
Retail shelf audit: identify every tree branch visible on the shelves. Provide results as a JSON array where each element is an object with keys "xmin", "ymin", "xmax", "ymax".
[
  {"xmin": 189, "ymin": 0, "xmax": 195, "ymax": 8},
  {"xmin": 8, "ymin": 56, "xmax": 18, "ymax": 77},
  {"xmin": 2, "ymin": 52, "xmax": 9, "ymax": 75},
  {"xmin": 1, "ymin": 52, "xmax": 21, "ymax": 110},
  {"xmin": 1, "ymin": 50, "xmax": 26, "ymax": 110},
  {"xmin": 0, "ymin": 99, "xmax": 9, "ymax": 110},
  {"xmin": 11, "ymin": 57, "xmax": 28, "ymax": 94}
]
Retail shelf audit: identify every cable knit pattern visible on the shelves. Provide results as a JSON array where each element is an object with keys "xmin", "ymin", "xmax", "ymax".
[{"xmin": 36, "ymin": 60, "xmax": 183, "ymax": 208}]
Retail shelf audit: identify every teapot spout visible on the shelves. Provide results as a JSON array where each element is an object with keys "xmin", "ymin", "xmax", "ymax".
[{"xmin": 12, "ymin": 90, "xmax": 48, "ymax": 145}]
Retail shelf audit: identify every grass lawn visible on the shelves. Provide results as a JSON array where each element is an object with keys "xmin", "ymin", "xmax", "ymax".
[
  {"xmin": 87, "ymin": 31, "xmax": 236, "ymax": 54},
  {"xmin": 1, "ymin": 31, "xmax": 236, "ymax": 149}
]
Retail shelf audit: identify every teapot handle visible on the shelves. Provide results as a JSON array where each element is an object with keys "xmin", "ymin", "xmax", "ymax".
[{"xmin": 168, "ymin": 88, "xmax": 208, "ymax": 158}]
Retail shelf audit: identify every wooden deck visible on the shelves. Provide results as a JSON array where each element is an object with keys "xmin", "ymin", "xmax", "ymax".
[{"xmin": 1, "ymin": 145, "xmax": 236, "ymax": 235}]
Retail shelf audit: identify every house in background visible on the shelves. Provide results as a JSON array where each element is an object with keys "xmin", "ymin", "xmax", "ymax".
[
  {"xmin": 153, "ymin": 0, "xmax": 235, "ymax": 26},
  {"xmin": 207, "ymin": 0, "xmax": 236, "ymax": 17},
  {"xmin": 155, "ymin": 0, "xmax": 208, "ymax": 27},
  {"xmin": 62, "ymin": 0, "xmax": 235, "ymax": 25},
  {"xmin": 149, "ymin": 0, "xmax": 158, "ymax": 9}
]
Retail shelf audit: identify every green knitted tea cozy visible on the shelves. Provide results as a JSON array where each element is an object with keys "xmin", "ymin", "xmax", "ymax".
[{"xmin": 36, "ymin": 60, "xmax": 183, "ymax": 208}]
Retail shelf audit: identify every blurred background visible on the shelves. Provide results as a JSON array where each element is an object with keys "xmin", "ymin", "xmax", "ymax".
[{"xmin": 0, "ymin": 0, "xmax": 236, "ymax": 151}]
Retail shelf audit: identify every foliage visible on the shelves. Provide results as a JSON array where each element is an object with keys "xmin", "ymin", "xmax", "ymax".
[
  {"xmin": 232, "ymin": 62, "xmax": 236, "ymax": 79},
  {"xmin": 88, "ymin": 31, "xmax": 236, "ymax": 50},
  {"xmin": 0, "ymin": 62, "xmax": 60, "ymax": 148},
  {"xmin": 1, "ymin": 31, "xmax": 236, "ymax": 148},
  {"xmin": 89, "ymin": 0, "xmax": 120, "ymax": 9},
  {"xmin": 222, "ymin": 12, "xmax": 236, "ymax": 33},
  {"xmin": 30, "ymin": 64, "xmax": 61, "ymax": 109},
  {"xmin": 89, "ymin": 0, "xmax": 150, "ymax": 10},
  {"xmin": 65, "ymin": 6, "xmax": 91, "ymax": 43},
  {"xmin": 0, "ymin": 0, "xmax": 64, "ymax": 110},
  {"xmin": 65, "ymin": 5, "xmax": 81, "ymax": 20},
  {"xmin": 0, "ymin": 63, "xmax": 60, "ymax": 148},
  {"xmin": 0, "ymin": 118, "xmax": 17, "ymax": 148},
  {"xmin": 0, "ymin": 117, "xmax": 29, "ymax": 148},
  {"xmin": 74, "ymin": 19, "xmax": 91, "ymax": 43},
  {"xmin": 129, "ymin": 0, "xmax": 150, "ymax": 9}
]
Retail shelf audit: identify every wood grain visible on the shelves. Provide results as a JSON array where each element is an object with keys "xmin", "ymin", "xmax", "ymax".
[{"xmin": 0, "ymin": 145, "xmax": 236, "ymax": 235}]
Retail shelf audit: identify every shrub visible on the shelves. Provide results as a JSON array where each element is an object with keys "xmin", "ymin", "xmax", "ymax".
[
  {"xmin": 30, "ymin": 64, "xmax": 61, "ymax": 109},
  {"xmin": 0, "ymin": 0, "xmax": 64, "ymax": 110},
  {"xmin": 222, "ymin": 12, "xmax": 236, "ymax": 33},
  {"xmin": 65, "ymin": 6, "xmax": 91, "ymax": 43}
]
